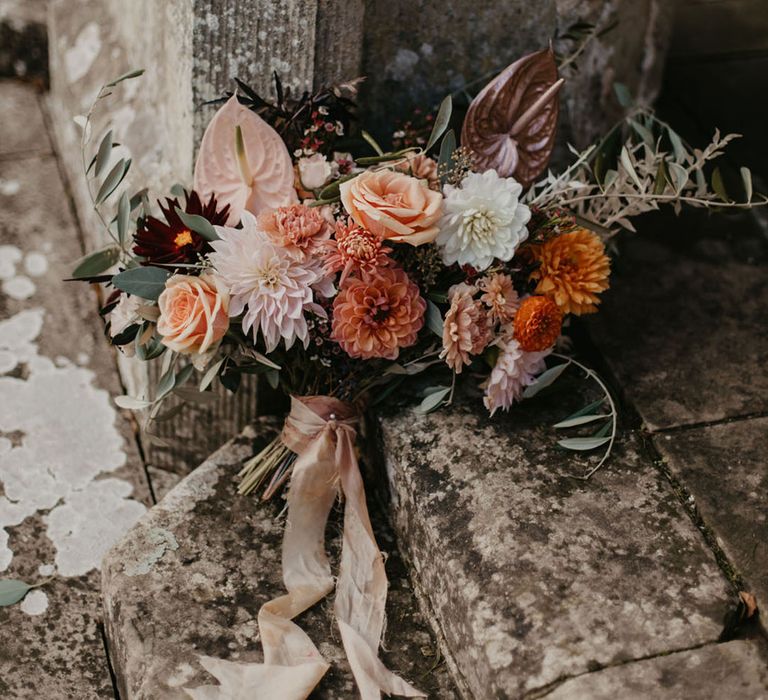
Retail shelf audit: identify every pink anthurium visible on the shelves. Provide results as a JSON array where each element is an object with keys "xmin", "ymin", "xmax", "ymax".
[{"xmin": 194, "ymin": 94, "xmax": 297, "ymax": 225}]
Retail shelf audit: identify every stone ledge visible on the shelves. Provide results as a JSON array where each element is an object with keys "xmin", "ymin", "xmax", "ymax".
[
  {"xmin": 541, "ymin": 640, "xmax": 768, "ymax": 699},
  {"xmin": 102, "ymin": 419, "xmax": 457, "ymax": 699},
  {"xmin": 376, "ymin": 396, "xmax": 736, "ymax": 698}
]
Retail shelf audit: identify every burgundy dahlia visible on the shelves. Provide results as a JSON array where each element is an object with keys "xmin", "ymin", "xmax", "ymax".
[{"xmin": 133, "ymin": 190, "xmax": 230, "ymax": 267}]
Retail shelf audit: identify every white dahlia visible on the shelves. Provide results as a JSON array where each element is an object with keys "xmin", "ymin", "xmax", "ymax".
[
  {"xmin": 210, "ymin": 213, "xmax": 329, "ymax": 352},
  {"xmin": 482, "ymin": 336, "xmax": 549, "ymax": 416},
  {"xmin": 437, "ymin": 169, "xmax": 531, "ymax": 270}
]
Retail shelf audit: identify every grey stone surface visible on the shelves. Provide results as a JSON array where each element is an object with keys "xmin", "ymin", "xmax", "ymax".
[
  {"xmin": 0, "ymin": 79, "xmax": 53, "ymax": 155},
  {"xmin": 102, "ymin": 420, "xmax": 457, "ymax": 700},
  {"xmin": 0, "ymin": 82, "xmax": 151, "ymax": 699},
  {"xmin": 360, "ymin": 0, "xmax": 673, "ymax": 148},
  {"xmin": 542, "ymin": 640, "xmax": 768, "ymax": 700},
  {"xmin": 588, "ymin": 225, "xmax": 768, "ymax": 430},
  {"xmin": 375, "ymin": 395, "xmax": 734, "ymax": 699},
  {"xmin": 654, "ymin": 417, "xmax": 768, "ymax": 611}
]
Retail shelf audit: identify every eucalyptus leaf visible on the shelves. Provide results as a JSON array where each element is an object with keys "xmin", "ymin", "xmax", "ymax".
[
  {"xmin": 117, "ymin": 191, "xmax": 130, "ymax": 246},
  {"xmin": 619, "ymin": 147, "xmax": 642, "ymax": 189},
  {"xmin": 95, "ymin": 158, "xmax": 129, "ymax": 204},
  {"xmin": 265, "ymin": 369, "xmax": 280, "ymax": 390},
  {"xmin": 557, "ymin": 436, "xmax": 611, "ymax": 451},
  {"xmin": 523, "ymin": 363, "xmax": 569, "ymax": 399},
  {"xmin": 0, "ymin": 579, "xmax": 31, "ymax": 607},
  {"xmin": 416, "ymin": 386, "xmax": 451, "ymax": 414},
  {"xmin": 200, "ymin": 358, "xmax": 224, "ymax": 391},
  {"xmin": 425, "ymin": 299, "xmax": 443, "ymax": 337},
  {"xmin": 112, "ymin": 266, "xmax": 170, "ymax": 300},
  {"xmin": 156, "ymin": 368, "xmax": 176, "ymax": 400},
  {"xmin": 94, "ymin": 129, "xmax": 114, "ymax": 178},
  {"xmin": 106, "ymin": 68, "xmax": 145, "ymax": 87},
  {"xmin": 438, "ymin": 129, "xmax": 456, "ymax": 186},
  {"xmin": 361, "ymin": 130, "xmax": 384, "ymax": 156},
  {"xmin": 667, "ymin": 128, "xmax": 685, "ymax": 162},
  {"xmin": 553, "ymin": 414, "xmax": 610, "ymax": 429},
  {"xmin": 741, "ymin": 166, "xmax": 753, "ymax": 202},
  {"xmin": 174, "ymin": 207, "xmax": 218, "ymax": 241},
  {"xmin": 176, "ymin": 364, "xmax": 195, "ymax": 388},
  {"xmin": 668, "ymin": 162, "xmax": 688, "ymax": 193},
  {"xmin": 170, "ymin": 183, "xmax": 186, "ymax": 198},
  {"xmin": 71, "ymin": 246, "xmax": 120, "ymax": 278},
  {"xmin": 114, "ymin": 395, "xmax": 152, "ymax": 410},
  {"xmin": 426, "ymin": 95, "xmax": 452, "ymax": 152},
  {"xmin": 711, "ymin": 167, "xmax": 730, "ymax": 202}
]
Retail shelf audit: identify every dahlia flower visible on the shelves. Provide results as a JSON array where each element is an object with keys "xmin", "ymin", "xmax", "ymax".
[
  {"xmin": 331, "ymin": 266, "xmax": 425, "ymax": 360},
  {"xmin": 258, "ymin": 203, "xmax": 331, "ymax": 257},
  {"xmin": 528, "ymin": 228, "xmax": 610, "ymax": 315},
  {"xmin": 482, "ymin": 337, "xmax": 550, "ymax": 415},
  {"xmin": 324, "ymin": 219, "xmax": 392, "ymax": 283},
  {"xmin": 478, "ymin": 272, "xmax": 519, "ymax": 324},
  {"xmin": 513, "ymin": 295, "xmax": 563, "ymax": 352},
  {"xmin": 436, "ymin": 169, "xmax": 530, "ymax": 270},
  {"xmin": 133, "ymin": 190, "xmax": 230, "ymax": 267},
  {"xmin": 210, "ymin": 213, "xmax": 330, "ymax": 352},
  {"xmin": 441, "ymin": 283, "xmax": 491, "ymax": 373}
]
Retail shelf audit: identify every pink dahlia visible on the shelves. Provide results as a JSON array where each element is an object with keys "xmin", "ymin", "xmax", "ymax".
[
  {"xmin": 482, "ymin": 336, "xmax": 550, "ymax": 416},
  {"xmin": 331, "ymin": 266, "xmax": 426, "ymax": 360},
  {"xmin": 440, "ymin": 283, "xmax": 491, "ymax": 373},
  {"xmin": 324, "ymin": 219, "xmax": 392, "ymax": 283},
  {"xmin": 478, "ymin": 272, "xmax": 519, "ymax": 324},
  {"xmin": 258, "ymin": 203, "xmax": 331, "ymax": 257}
]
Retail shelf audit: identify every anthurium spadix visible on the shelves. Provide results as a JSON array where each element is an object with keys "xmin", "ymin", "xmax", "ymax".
[{"xmin": 194, "ymin": 94, "xmax": 297, "ymax": 225}]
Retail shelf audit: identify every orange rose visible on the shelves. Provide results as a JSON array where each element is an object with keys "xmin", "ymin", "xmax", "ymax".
[
  {"xmin": 157, "ymin": 274, "xmax": 229, "ymax": 355},
  {"xmin": 340, "ymin": 170, "xmax": 442, "ymax": 246}
]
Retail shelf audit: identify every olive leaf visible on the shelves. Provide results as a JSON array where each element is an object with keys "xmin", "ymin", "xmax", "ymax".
[
  {"xmin": 558, "ymin": 436, "xmax": 611, "ymax": 451},
  {"xmin": 94, "ymin": 129, "xmax": 114, "ymax": 178},
  {"xmin": 523, "ymin": 362, "xmax": 569, "ymax": 399},
  {"xmin": 416, "ymin": 386, "xmax": 451, "ymax": 414},
  {"xmin": 462, "ymin": 47, "xmax": 564, "ymax": 188},
  {"xmin": 71, "ymin": 246, "xmax": 121, "ymax": 278},
  {"xmin": 425, "ymin": 299, "xmax": 444, "ymax": 337},
  {"xmin": 426, "ymin": 95, "xmax": 452, "ymax": 152},
  {"xmin": 0, "ymin": 579, "xmax": 31, "ymax": 607}
]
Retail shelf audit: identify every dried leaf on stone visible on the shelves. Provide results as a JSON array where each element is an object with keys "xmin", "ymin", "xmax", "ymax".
[
  {"xmin": 461, "ymin": 47, "xmax": 564, "ymax": 188},
  {"xmin": 193, "ymin": 95, "xmax": 297, "ymax": 226}
]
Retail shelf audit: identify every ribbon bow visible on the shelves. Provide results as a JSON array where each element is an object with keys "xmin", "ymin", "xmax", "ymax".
[{"xmin": 188, "ymin": 396, "xmax": 424, "ymax": 699}]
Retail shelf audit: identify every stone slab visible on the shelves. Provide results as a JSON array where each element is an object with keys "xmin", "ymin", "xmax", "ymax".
[
  {"xmin": 0, "ymin": 101, "xmax": 151, "ymax": 697},
  {"xmin": 542, "ymin": 639, "xmax": 768, "ymax": 700},
  {"xmin": 0, "ymin": 0, "xmax": 48, "ymax": 83},
  {"xmin": 588, "ymin": 223, "xmax": 768, "ymax": 431},
  {"xmin": 376, "ymin": 394, "xmax": 734, "ymax": 699},
  {"xmin": 654, "ymin": 417, "xmax": 768, "ymax": 611},
  {"xmin": 0, "ymin": 79, "xmax": 53, "ymax": 156},
  {"xmin": 102, "ymin": 420, "xmax": 458, "ymax": 699}
]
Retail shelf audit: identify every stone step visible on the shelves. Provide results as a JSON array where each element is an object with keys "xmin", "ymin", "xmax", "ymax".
[
  {"xmin": 101, "ymin": 420, "xmax": 458, "ymax": 699},
  {"xmin": 373, "ymin": 392, "xmax": 767, "ymax": 698}
]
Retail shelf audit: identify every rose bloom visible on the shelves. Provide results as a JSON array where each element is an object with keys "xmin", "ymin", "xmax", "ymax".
[
  {"xmin": 297, "ymin": 153, "xmax": 334, "ymax": 190},
  {"xmin": 340, "ymin": 170, "xmax": 443, "ymax": 246},
  {"xmin": 157, "ymin": 274, "xmax": 229, "ymax": 355},
  {"xmin": 331, "ymin": 266, "xmax": 426, "ymax": 360}
]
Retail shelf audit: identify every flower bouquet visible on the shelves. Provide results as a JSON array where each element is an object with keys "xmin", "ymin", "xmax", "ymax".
[{"xmin": 72, "ymin": 45, "xmax": 763, "ymax": 698}]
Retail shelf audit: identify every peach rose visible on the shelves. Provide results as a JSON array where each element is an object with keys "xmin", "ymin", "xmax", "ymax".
[
  {"xmin": 157, "ymin": 273, "xmax": 229, "ymax": 355},
  {"xmin": 340, "ymin": 169, "xmax": 443, "ymax": 246}
]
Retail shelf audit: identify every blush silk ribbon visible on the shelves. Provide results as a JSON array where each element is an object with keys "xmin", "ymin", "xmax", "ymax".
[{"xmin": 238, "ymin": 395, "xmax": 424, "ymax": 699}]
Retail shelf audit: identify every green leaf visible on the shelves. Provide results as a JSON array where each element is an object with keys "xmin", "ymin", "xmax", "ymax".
[
  {"xmin": 426, "ymin": 95, "xmax": 452, "ymax": 152},
  {"xmin": 416, "ymin": 386, "xmax": 451, "ymax": 414},
  {"xmin": 114, "ymin": 395, "xmax": 152, "ymax": 410},
  {"xmin": 174, "ymin": 207, "xmax": 218, "ymax": 241},
  {"xmin": 174, "ymin": 386, "xmax": 218, "ymax": 404},
  {"xmin": 117, "ymin": 191, "xmax": 130, "ymax": 247},
  {"xmin": 653, "ymin": 160, "xmax": 668, "ymax": 195},
  {"xmin": 425, "ymin": 299, "xmax": 443, "ymax": 338},
  {"xmin": 248, "ymin": 351, "xmax": 281, "ymax": 370},
  {"xmin": 553, "ymin": 414, "xmax": 610, "ymax": 429},
  {"xmin": 630, "ymin": 119, "xmax": 653, "ymax": 147},
  {"xmin": 361, "ymin": 130, "xmax": 384, "ymax": 156},
  {"xmin": 619, "ymin": 146, "xmax": 642, "ymax": 189},
  {"xmin": 170, "ymin": 183, "xmax": 185, "ymax": 198},
  {"xmin": 613, "ymin": 82, "xmax": 632, "ymax": 108},
  {"xmin": 741, "ymin": 166, "xmax": 753, "ymax": 202},
  {"xmin": 176, "ymin": 364, "xmax": 195, "ymax": 388},
  {"xmin": 523, "ymin": 362, "xmax": 570, "ymax": 399},
  {"xmin": 438, "ymin": 129, "xmax": 456, "ymax": 186},
  {"xmin": 200, "ymin": 358, "xmax": 224, "ymax": 391},
  {"xmin": 667, "ymin": 128, "xmax": 685, "ymax": 162},
  {"xmin": 557, "ymin": 398, "xmax": 605, "ymax": 424},
  {"xmin": 105, "ymin": 68, "xmax": 145, "ymax": 87},
  {"xmin": 156, "ymin": 368, "xmax": 176, "ymax": 400},
  {"xmin": 711, "ymin": 167, "xmax": 730, "ymax": 202},
  {"xmin": 71, "ymin": 246, "xmax": 121, "ymax": 278},
  {"xmin": 265, "ymin": 369, "xmax": 279, "ymax": 390},
  {"xmin": 95, "ymin": 158, "xmax": 129, "ymax": 204},
  {"xmin": 94, "ymin": 129, "xmax": 114, "ymax": 178},
  {"xmin": 0, "ymin": 579, "xmax": 31, "ymax": 607},
  {"xmin": 668, "ymin": 162, "xmax": 688, "ymax": 193},
  {"xmin": 558, "ymin": 436, "xmax": 611, "ymax": 451},
  {"xmin": 112, "ymin": 266, "xmax": 170, "ymax": 300}
]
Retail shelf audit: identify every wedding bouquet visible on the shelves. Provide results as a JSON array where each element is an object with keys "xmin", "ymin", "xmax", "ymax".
[{"xmin": 72, "ymin": 45, "xmax": 762, "ymax": 698}]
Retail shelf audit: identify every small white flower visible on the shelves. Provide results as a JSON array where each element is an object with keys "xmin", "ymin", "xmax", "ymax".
[
  {"xmin": 436, "ymin": 169, "xmax": 531, "ymax": 270},
  {"xmin": 209, "ymin": 213, "xmax": 328, "ymax": 353},
  {"xmin": 108, "ymin": 294, "xmax": 141, "ymax": 338},
  {"xmin": 298, "ymin": 153, "xmax": 333, "ymax": 190}
]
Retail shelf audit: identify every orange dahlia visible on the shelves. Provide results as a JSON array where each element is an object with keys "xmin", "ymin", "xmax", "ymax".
[
  {"xmin": 324, "ymin": 219, "xmax": 392, "ymax": 283},
  {"xmin": 513, "ymin": 296, "xmax": 563, "ymax": 352},
  {"xmin": 331, "ymin": 267, "xmax": 426, "ymax": 360},
  {"xmin": 528, "ymin": 228, "xmax": 610, "ymax": 315},
  {"xmin": 477, "ymin": 272, "xmax": 519, "ymax": 324}
]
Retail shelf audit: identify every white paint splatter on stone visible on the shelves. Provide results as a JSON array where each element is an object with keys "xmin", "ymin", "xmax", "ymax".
[
  {"xmin": 3, "ymin": 275, "xmax": 36, "ymax": 300},
  {"xmin": 0, "ymin": 179, "xmax": 20, "ymax": 196},
  {"xmin": 0, "ymin": 245, "xmax": 22, "ymax": 280},
  {"xmin": 20, "ymin": 589, "xmax": 48, "ymax": 616},
  {"xmin": 24, "ymin": 252, "xmax": 48, "ymax": 277}
]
